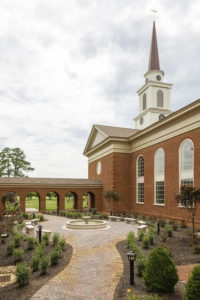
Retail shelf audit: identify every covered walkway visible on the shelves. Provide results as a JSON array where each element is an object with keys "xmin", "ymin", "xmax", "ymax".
[{"xmin": 0, "ymin": 178, "xmax": 102, "ymax": 212}]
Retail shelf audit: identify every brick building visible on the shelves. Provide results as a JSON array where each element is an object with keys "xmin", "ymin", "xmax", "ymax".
[{"xmin": 84, "ymin": 21, "xmax": 200, "ymax": 224}]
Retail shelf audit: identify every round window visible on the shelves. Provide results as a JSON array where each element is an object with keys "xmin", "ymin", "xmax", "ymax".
[{"xmin": 97, "ymin": 161, "xmax": 101, "ymax": 175}]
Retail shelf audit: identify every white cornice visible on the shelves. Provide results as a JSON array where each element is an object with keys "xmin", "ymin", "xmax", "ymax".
[{"xmin": 137, "ymin": 81, "xmax": 173, "ymax": 95}]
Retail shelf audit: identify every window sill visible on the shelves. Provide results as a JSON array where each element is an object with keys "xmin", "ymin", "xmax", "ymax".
[
  {"xmin": 153, "ymin": 203, "xmax": 165, "ymax": 206},
  {"xmin": 136, "ymin": 202, "xmax": 144, "ymax": 205},
  {"xmin": 178, "ymin": 205, "xmax": 186, "ymax": 208}
]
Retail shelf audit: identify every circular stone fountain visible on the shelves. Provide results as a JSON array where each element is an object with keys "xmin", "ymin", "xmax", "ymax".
[{"xmin": 66, "ymin": 216, "xmax": 107, "ymax": 230}]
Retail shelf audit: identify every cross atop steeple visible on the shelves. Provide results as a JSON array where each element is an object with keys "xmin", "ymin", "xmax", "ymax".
[{"xmin": 148, "ymin": 20, "xmax": 160, "ymax": 72}]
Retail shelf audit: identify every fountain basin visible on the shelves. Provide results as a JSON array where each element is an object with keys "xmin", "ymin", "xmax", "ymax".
[{"xmin": 66, "ymin": 219, "xmax": 107, "ymax": 230}]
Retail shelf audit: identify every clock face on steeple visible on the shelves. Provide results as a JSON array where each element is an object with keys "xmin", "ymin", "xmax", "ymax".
[{"xmin": 156, "ymin": 75, "xmax": 161, "ymax": 81}]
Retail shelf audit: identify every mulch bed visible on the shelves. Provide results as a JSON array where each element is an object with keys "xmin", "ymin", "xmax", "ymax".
[
  {"xmin": 114, "ymin": 227, "xmax": 200, "ymax": 300},
  {"xmin": 0, "ymin": 232, "xmax": 73, "ymax": 300}
]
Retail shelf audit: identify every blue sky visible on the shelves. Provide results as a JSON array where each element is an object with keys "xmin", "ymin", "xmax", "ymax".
[{"xmin": 0, "ymin": 0, "xmax": 200, "ymax": 178}]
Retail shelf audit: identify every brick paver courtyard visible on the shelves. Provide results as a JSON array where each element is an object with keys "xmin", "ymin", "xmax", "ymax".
[{"xmin": 31, "ymin": 215, "xmax": 137, "ymax": 300}]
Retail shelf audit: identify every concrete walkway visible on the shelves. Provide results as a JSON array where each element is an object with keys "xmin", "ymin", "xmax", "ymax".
[{"xmin": 31, "ymin": 215, "xmax": 137, "ymax": 300}]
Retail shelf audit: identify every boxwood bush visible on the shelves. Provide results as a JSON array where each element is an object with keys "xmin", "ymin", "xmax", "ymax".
[
  {"xmin": 39, "ymin": 255, "xmax": 49, "ymax": 274},
  {"xmin": 13, "ymin": 248, "xmax": 24, "ymax": 262},
  {"xmin": 42, "ymin": 233, "xmax": 49, "ymax": 246},
  {"xmin": 14, "ymin": 233, "xmax": 23, "ymax": 248},
  {"xmin": 185, "ymin": 266, "xmax": 200, "ymax": 300},
  {"xmin": 16, "ymin": 262, "xmax": 30, "ymax": 286},
  {"xmin": 50, "ymin": 250, "xmax": 60, "ymax": 265},
  {"xmin": 30, "ymin": 253, "xmax": 41, "ymax": 272},
  {"xmin": 26, "ymin": 236, "xmax": 37, "ymax": 250},
  {"xmin": 53, "ymin": 233, "xmax": 60, "ymax": 247},
  {"xmin": 7, "ymin": 241, "xmax": 15, "ymax": 255},
  {"xmin": 142, "ymin": 236, "xmax": 150, "ymax": 249},
  {"xmin": 165, "ymin": 224, "xmax": 173, "ymax": 237},
  {"xmin": 143, "ymin": 246, "xmax": 178, "ymax": 293}
]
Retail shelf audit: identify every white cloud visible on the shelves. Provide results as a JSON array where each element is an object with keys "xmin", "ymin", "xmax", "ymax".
[{"xmin": 0, "ymin": 0, "xmax": 199, "ymax": 178}]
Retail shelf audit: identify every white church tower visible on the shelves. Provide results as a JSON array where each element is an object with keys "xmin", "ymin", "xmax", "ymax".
[{"xmin": 134, "ymin": 20, "xmax": 173, "ymax": 130}]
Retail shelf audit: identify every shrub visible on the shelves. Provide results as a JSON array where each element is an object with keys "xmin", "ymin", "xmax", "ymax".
[
  {"xmin": 98, "ymin": 213, "xmax": 103, "ymax": 220},
  {"xmin": 60, "ymin": 210, "xmax": 66, "ymax": 217},
  {"xmin": 16, "ymin": 262, "xmax": 30, "ymax": 286},
  {"xmin": 143, "ymin": 246, "xmax": 178, "ymax": 293},
  {"xmin": 138, "ymin": 230, "xmax": 145, "ymax": 241},
  {"xmin": 185, "ymin": 266, "xmax": 200, "ymax": 300},
  {"xmin": 26, "ymin": 236, "xmax": 37, "ymax": 250},
  {"xmin": 35, "ymin": 243, "xmax": 45, "ymax": 258},
  {"xmin": 160, "ymin": 220, "xmax": 166, "ymax": 228},
  {"xmin": 53, "ymin": 233, "xmax": 60, "ymax": 247},
  {"xmin": 165, "ymin": 224, "xmax": 173, "ymax": 237},
  {"xmin": 7, "ymin": 241, "xmax": 15, "ymax": 255},
  {"xmin": 136, "ymin": 253, "xmax": 146, "ymax": 276},
  {"xmin": 30, "ymin": 253, "xmax": 41, "ymax": 272},
  {"xmin": 127, "ymin": 231, "xmax": 136, "ymax": 248},
  {"xmin": 42, "ymin": 233, "xmax": 49, "ymax": 246},
  {"xmin": 13, "ymin": 226, "xmax": 18, "ymax": 235},
  {"xmin": 142, "ymin": 236, "xmax": 150, "ymax": 249},
  {"xmin": 54, "ymin": 244, "xmax": 62, "ymax": 258},
  {"xmin": 59, "ymin": 237, "xmax": 66, "ymax": 250},
  {"xmin": 14, "ymin": 233, "xmax": 23, "ymax": 248},
  {"xmin": 50, "ymin": 250, "xmax": 60, "ymax": 265},
  {"xmin": 39, "ymin": 255, "xmax": 49, "ymax": 274},
  {"xmin": 38, "ymin": 214, "xmax": 44, "ymax": 221},
  {"xmin": 161, "ymin": 234, "xmax": 167, "ymax": 243},
  {"xmin": 148, "ymin": 232, "xmax": 154, "ymax": 245},
  {"xmin": 28, "ymin": 214, "xmax": 33, "ymax": 220},
  {"xmin": 13, "ymin": 248, "xmax": 24, "ymax": 262}
]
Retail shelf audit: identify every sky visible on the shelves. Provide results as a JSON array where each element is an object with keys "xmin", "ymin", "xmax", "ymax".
[{"xmin": 0, "ymin": 0, "xmax": 200, "ymax": 178}]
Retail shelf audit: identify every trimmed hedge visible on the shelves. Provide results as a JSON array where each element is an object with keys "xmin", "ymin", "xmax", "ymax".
[
  {"xmin": 185, "ymin": 266, "xmax": 200, "ymax": 300},
  {"xmin": 143, "ymin": 246, "xmax": 178, "ymax": 293}
]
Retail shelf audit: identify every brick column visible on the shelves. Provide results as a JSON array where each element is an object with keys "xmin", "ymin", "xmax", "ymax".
[
  {"xmin": 39, "ymin": 193, "xmax": 46, "ymax": 212},
  {"xmin": 58, "ymin": 192, "xmax": 65, "ymax": 210},
  {"xmin": 77, "ymin": 192, "xmax": 83, "ymax": 210},
  {"xmin": 19, "ymin": 194, "xmax": 26, "ymax": 212}
]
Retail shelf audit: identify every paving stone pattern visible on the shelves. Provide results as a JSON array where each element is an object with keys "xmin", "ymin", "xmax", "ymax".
[{"xmin": 31, "ymin": 215, "xmax": 137, "ymax": 300}]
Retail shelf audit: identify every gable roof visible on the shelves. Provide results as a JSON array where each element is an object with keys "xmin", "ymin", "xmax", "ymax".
[{"xmin": 83, "ymin": 124, "xmax": 139, "ymax": 155}]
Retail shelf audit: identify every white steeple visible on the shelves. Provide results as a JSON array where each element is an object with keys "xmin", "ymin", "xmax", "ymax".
[{"xmin": 134, "ymin": 20, "xmax": 173, "ymax": 130}]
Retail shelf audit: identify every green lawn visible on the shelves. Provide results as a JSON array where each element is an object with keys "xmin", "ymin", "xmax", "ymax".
[{"xmin": 25, "ymin": 196, "xmax": 88, "ymax": 210}]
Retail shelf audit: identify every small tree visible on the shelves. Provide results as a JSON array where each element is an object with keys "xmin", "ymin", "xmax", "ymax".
[
  {"xmin": 2, "ymin": 192, "xmax": 20, "ymax": 214},
  {"xmin": 103, "ymin": 190, "xmax": 120, "ymax": 216},
  {"xmin": 175, "ymin": 185, "xmax": 200, "ymax": 239}
]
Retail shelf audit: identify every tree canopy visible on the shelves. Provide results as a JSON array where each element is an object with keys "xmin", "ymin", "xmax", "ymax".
[
  {"xmin": 103, "ymin": 190, "xmax": 120, "ymax": 215},
  {"xmin": 0, "ymin": 147, "xmax": 34, "ymax": 177}
]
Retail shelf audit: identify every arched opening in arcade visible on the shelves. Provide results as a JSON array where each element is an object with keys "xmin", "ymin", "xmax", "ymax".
[
  {"xmin": 65, "ymin": 192, "xmax": 78, "ymax": 210},
  {"xmin": 83, "ymin": 192, "xmax": 95, "ymax": 209},
  {"xmin": 25, "ymin": 192, "xmax": 40, "ymax": 212},
  {"xmin": 46, "ymin": 192, "xmax": 59, "ymax": 211},
  {"xmin": 3, "ymin": 191, "xmax": 20, "ymax": 213}
]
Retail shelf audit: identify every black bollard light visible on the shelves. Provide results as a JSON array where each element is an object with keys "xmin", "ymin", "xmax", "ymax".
[
  {"xmin": 157, "ymin": 219, "xmax": 161, "ymax": 235},
  {"xmin": 127, "ymin": 251, "xmax": 136, "ymax": 285},
  {"xmin": 38, "ymin": 224, "xmax": 43, "ymax": 243}
]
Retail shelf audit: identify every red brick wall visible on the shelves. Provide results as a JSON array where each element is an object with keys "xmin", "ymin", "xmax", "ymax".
[{"xmin": 89, "ymin": 127, "xmax": 200, "ymax": 224}]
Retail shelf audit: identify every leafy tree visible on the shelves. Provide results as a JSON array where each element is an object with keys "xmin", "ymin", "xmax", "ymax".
[
  {"xmin": 103, "ymin": 190, "xmax": 120, "ymax": 216},
  {"xmin": 0, "ymin": 147, "xmax": 34, "ymax": 177},
  {"xmin": 175, "ymin": 185, "xmax": 200, "ymax": 239}
]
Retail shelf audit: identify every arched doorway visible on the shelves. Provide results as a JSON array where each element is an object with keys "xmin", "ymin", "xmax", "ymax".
[
  {"xmin": 65, "ymin": 192, "xmax": 78, "ymax": 210},
  {"xmin": 25, "ymin": 192, "xmax": 40, "ymax": 212},
  {"xmin": 46, "ymin": 192, "xmax": 59, "ymax": 211}
]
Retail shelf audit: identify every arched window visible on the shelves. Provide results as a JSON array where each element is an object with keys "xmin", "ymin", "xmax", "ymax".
[
  {"xmin": 157, "ymin": 90, "xmax": 164, "ymax": 107},
  {"xmin": 179, "ymin": 139, "xmax": 194, "ymax": 187},
  {"xmin": 143, "ymin": 93, "xmax": 147, "ymax": 110},
  {"xmin": 154, "ymin": 149, "xmax": 165, "ymax": 205},
  {"xmin": 136, "ymin": 155, "xmax": 144, "ymax": 203}
]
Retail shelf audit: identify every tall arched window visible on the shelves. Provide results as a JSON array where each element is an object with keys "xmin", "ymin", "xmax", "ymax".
[
  {"xmin": 137, "ymin": 155, "xmax": 144, "ymax": 203},
  {"xmin": 154, "ymin": 148, "xmax": 165, "ymax": 205},
  {"xmin": 179, "ymin": 139, "xmax": 194, "ymax": 187},
  {"xmin": 143, "ymin": 93, "xmax": 147, "ymax": 110},
  {"xmin": 157, "ymin": 90, "xmax": 164, "ymax": 107}
]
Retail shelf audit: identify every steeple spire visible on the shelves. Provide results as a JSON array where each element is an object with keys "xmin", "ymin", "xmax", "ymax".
[{"xmin": 148, "ymin": 21, "xmax": 160, "ymax": 71}]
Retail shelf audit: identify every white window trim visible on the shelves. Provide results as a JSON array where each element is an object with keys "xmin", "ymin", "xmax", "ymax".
[
  {"xmin": 154, "ymin": 148, "xmax": 165, "ymax": 205},
  {"xmin": 178, "ymin": 139, "xmax": 194, "ymax": 208},
  {"xmin": 136, "ymin": 155, "xmax": 144, "ymax": 204}
]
